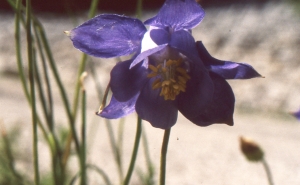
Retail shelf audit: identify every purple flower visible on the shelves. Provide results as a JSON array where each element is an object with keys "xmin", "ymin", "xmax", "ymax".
[
  {"xmin": 68, "ymin": 0, "xmax": 261, "ymax": 129},
  {"xmin": 292, "ymin": 108, "xmax": 300, "ymax": 120}
]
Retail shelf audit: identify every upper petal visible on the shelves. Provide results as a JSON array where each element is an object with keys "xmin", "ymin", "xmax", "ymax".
[
  {"xmin": 144, "ymin": 0, "xmax": 205, "ymax": 31},
  {"xmin": 181, "ymin": 72, "xmax": 235, "ymax": 126},
  {"xmin": 69, "ymin": 14, "xmax": 146, "ymax": 58},
  {"xmin": 196, "ymin": 41, "xmax": 262, "ymax": 79},
  {"xmin": 135, "ymin": 78, "xmax": 178, "ymax": 129},
  {"xmin": 169, "ymin": 30, "xmax": 201, "ymax": 64},
  {"xmin": 110, "ymin": 59, "xmax": 148, "ymax": 102},
  {"xmin": 149, "ymin": 28, "xmax": 170, "ymax": 46},
  {"xmin": 97, "ymin": 94, "xmax": 138, "ymax": 119}
]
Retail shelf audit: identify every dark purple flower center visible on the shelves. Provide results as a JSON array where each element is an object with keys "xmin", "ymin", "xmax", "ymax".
[{"xmin": 147, "ymin": 59, "xmax": 191, "ymax": 100}]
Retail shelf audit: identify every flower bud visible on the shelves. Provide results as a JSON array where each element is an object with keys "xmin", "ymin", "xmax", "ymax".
[{"xmin": 240, "ymin": 136, "xmax": 264, "ymax": 162}]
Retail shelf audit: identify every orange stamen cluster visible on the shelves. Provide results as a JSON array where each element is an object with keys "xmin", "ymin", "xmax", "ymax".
[{"xmin": 147, "ymin": 59, "xmax": 191, "ymax": 100}]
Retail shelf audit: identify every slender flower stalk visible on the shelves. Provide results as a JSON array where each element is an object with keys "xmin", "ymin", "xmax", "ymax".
[
  {"xmin": 160, "ymin": 128, "xmax": 171, "ymax": 185},
  {"xmin": 63, "ymin": 0, "xmax": 100, "ymax": 170},
  {"xmin": 240, "ymin": 136, "xmax": 274, "ymax": 185},
  {"xmin": 14, "ymin": 0, "xmax": 30, "ymax": 102},
  {"xmin": 10, "ymin": 0, "xmax": 50, "ymax": 143},
  {"xmin": 26, "ymin": 0, "xmax": 40, "ymax": 184},
  {"xmin": 37, "ymin": 19, "xmax": 81, "ymax": 155},
  {"xmin": 33, "ymin": 23, "xmax": 54, "ymax": 131},
  {"xmin": 262, "ymin": 158, "xmax": 274, "ymax": 185},
  {"xmin": 123, "ymin": 117, "xmax": 142, "ymax": 185},
  {"xmin": 80, "ymin": 72, "xmax": 88, "ymax": 185},
  {"xmin": 136, "ymin": 0, "xmax": 143, "ymax": 18}
]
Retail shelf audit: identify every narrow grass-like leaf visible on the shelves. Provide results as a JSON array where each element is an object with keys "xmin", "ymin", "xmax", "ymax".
[
  {"xmin": 25, "ymin": 0, "xmax": 40, "ymax": 184},
  {"xmin": 80, "ymin": 72, "xmax": 88, "ymax": 185}
]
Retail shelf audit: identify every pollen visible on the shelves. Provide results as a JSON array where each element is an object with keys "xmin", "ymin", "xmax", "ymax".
[{"xmin": 147, "ymin": 59, "xmax": 190, "ymax": 100}]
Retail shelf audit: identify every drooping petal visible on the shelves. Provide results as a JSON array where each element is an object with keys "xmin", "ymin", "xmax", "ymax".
[
  {"xmin": 135, "ymin": 78, "xmax": 178, "ymax": 129},
  {"xmin": 196, "ymin": 41, "xmax": 262, "ymax": 79},
  {"xmin": 181, "ymin": 72, "xmax": 235, "ymax": 126},
  {"xmin": 69, "ymin": 14, "xmax": 146, "ymax": 58},
  {"xmin": 144, "ymin": 0, "xmax": 205, "ymax": 31},
  {"xmin": 97, "ymin": 94, "xmax": 138, "ymax": 119},
  {"xmin": 177, "ymin": 64, "xmax": 214, "ymax": 120},
  {"xmin": 110, "ymin": 59, "xmax": 148, "ymax": 102}
]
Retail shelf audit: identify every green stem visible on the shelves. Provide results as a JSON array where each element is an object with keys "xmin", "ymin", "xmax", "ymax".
[
  {"xmin": 26, "ymin": 0, "xmax": 40, "ymax": 184},
  {"xmin": 32, "ymin": 25, "xmax": 64, "ymax": 183},
  {"xmin": 262, "ymin": 158, "xmax": 274, "ymax": 185},
  {"xmin": 12, "ymin": 0, "xmax": 49, "ymax": 144},
  {"xmin": 34, "ymin": 18, "xmax": 80, "ymax": 155},
  {"xmin": 160, "ymin": 128, "xmax": 171, "ymax": 185},
  {"xmin": 33, "ymin": 25, "xmax": 54, "ymax": 131},
  {"xmin": 32, "ymin": 50, "xmax": 50, "ymax": 130},
  {"xmin": 135, "ymin": 0, "xmax": 143, "ymax": 18},
  {"xmin": 14, "ymin": 0, "xmax": 30, "ymax": 102},
  {"xmin": 123, "ymin": 117, "xmax": 142, "ymax": 185},
  {"xmin": 80, "ymin": 85, "xmax": 87, "ymax": 185},
  {"xmin": 88, "ymin": 0, "xmax": 100, "ymax": 18}
]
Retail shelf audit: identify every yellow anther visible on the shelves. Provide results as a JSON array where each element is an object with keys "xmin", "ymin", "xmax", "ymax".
[
  {"xmin": 147, "ymin": 58, "xmax": 191, "ymax": 101},
  {"xmin": 152, "ymin": 79, "xmax": 162, "ymax": 89},
  {"xmin": 176, "ymin": 67, "xmax": 187, "ymax": 75},
  {"xmin": 178, "ymin": 76, "xmax": 187, "ymax": 84},
  {"xmin": 180, "ymin": 72, "xmax": 191, "ymax": 80},
  {"xmin": 162, "ymin": 86, "xmax": 169, "ymax": 95},
  {"xmin": 149, "ymin": 64, "xmax": 158, "ymax": 72},
  {"xmin": 162, "ymin": 80, "xmax": 171, "ymax": 86},
  {"xmin": 166, "ymin": 60, "xmax": 174, "ymax": 66},
  {"xmin": 175, "ymin": 59, "xmax": 183, "ymax": 66},
  {"xmin": 178, "ymin": 82, "xmax": 186, "ymax": 88},
  {"xmin": 178, "ymin": 84, "xmax": 186, "ymax": 92},
  {"xmin": 172, "ymin": 84, "xmax": 179, "ymax": 89},
  {"xmin": 147, "ymin": 72, "xmax": 157, "ymax": 78}
]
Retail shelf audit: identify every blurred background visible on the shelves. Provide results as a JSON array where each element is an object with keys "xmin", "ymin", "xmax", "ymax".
[
  {"xmin": 0, "ymin": 0, "xmax": 280, "ymax": 13},
  {"xmin": 0, "ymin": 0, "xmax": 300, "ymax": 184}
]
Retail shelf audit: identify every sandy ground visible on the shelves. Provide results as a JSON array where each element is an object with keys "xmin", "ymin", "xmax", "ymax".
[{"xmin": 1, "ymin": 2, "xmax": 300, "ymax": 185}]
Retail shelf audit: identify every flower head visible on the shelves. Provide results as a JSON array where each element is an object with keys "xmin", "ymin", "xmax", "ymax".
[
  {"xmin": 67, "ymin": 0, "xmax": 261, "ymax": 129},
  {"xmin": 292, "ymin": 108, "xmax": 300, "ymax": 121},
  {"xmin": 240, "ymin": 136, "xmax": 264, "ymax": 162}
]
